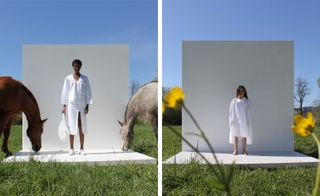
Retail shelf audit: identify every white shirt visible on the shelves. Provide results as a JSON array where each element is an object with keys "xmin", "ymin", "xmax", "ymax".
[
  {"xmin": 229, "ymin": 97, "xmax": 253, "ymax": 144},
  {"xmin": 61, "ymin": 74, "xmax": 92, "ymax": 135},
  {"xmin": 61, "ymin": 74, "xmax": 92, "ymax": 108}
]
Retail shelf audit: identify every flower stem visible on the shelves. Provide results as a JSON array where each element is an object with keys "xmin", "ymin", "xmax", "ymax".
[
  {"xmin": 311, "ymin": 133, "xmax": 320, "ymax": 196},
  {"xmin": 166, "ymin": 125, "xmax": 221, "ymax": 179},
  {"xmin": 182, "ymin": 103, "xmax": 229, "ymax": 191}
]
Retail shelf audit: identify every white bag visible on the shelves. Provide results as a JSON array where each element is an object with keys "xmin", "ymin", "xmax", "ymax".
[{"xmin": 58, "ymin": 114, "xmax": 69, "ymax": 140}]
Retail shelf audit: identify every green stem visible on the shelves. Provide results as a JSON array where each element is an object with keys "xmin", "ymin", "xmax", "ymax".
[
  {"xmin": 311, "ymin": 133, "xmax": 320, "ymax": 196},
  {"xmin": 182, "ymin": 103, "xmax": 228, "ymax": 186},
  {"xmin": 167, "ymin": 124, "xmax": 232, "ymax": 195},
  {"xmin": 166, "ymin": 125, "xmax": 222, "ymax": 180}
]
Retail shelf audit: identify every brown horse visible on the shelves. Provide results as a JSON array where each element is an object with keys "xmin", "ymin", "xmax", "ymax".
[
  {"xmin": 0, "ymin": 76, "xmax": 47, "ymax": 157},
  {"xmin": 118, "ymin": 81, "xmax": 157, "ymax": 151}
]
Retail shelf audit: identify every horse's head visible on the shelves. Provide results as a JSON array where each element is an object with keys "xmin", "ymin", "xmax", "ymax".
[
  {"xmin": 118, "ymin": 120, "xmax": 134, "ymax": 151},
  {"xmin": 27, "ymin": 118, "xmax": 47, "ymax": 152}
]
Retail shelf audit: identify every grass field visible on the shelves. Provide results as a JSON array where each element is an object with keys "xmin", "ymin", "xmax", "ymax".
[
  {"xmin": 131, "ymin": 124, "xmax": 158, "ymax": 158},
  {"xmin": 2, "ymin": 122, "xmax": 320, "ymax": 195},
  {"xmin": 0, "ymin": 124, "xmax": 157, "ymax": 195},
  {"xmin": 163, "ymin": 125, "xmax": 320, "ymax": 195}
]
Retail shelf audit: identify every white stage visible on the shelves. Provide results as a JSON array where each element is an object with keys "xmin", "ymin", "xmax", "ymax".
[
  {"xmin": 11, "ymin": 45, "xmax": 156, "ymax": 165},
  {"xmin": 164, "ymin": 41, "xmax": 317, "ymax": 168},
  {"xmin": 4, "ymin": 150, "xmax": 156, "ymax": 165},
  {"xmin": 164, "ymin": 151, "xmax": 318, "ymax": 167},
  {"xmin": 181, "ymin": 41, "xmax": 294, "ymax": 152},
  {"xmin": 23, "ymin": 45, "xmax": 129, "ymax": 151}
]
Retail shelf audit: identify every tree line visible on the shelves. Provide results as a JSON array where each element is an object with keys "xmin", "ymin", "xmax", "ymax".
[{"xmin": 295, "ymin": 77, "xmax": 320, "ymax": 115}]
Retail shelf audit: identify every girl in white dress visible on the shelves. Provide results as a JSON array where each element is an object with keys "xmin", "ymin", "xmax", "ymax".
[
  {"xmin": 229, "ymin": 85, "xmax": 252, "ymax": 155},
  {"xmin": 61, "ymin": 59, "xmax": 92, "ymax": 155}
]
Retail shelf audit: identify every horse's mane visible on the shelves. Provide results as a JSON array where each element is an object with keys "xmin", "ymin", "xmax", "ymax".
[
  {"xmin": 17, "ymin": 80, "xmax": 40, "ymax": 114},
  {"xmin": 124, "ymin": 80, "xmax": 157, "ymax": 123}
]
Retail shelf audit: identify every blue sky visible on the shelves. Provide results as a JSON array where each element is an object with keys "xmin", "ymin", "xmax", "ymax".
[
  {"xmin": 163, "ymin": 0, "xmax": 320, "ymax": 106},
  {"xmin": 0, "ymin": 0, "xmax": 157, "ymax": 84}
]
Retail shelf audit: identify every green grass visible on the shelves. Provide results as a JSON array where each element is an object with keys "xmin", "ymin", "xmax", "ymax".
[
  {"xmin": 0, "ymin": 125, "xmax": 22, "ymax": 161},
  {"xmin": 131, "ymin": 124, "xmax": 158, "ymax": 158},
  {"xmin": 163, "ymin": 125, "xmax": 320, "ymax": 195},
  {"xmin": 0, "ymin": 124, "xmax": 157, "ymax": 195},
  {"xmin": 162, "ymin": 125, "xmax": 181, "ymax": 160},
  {"xmin": 163, "ymin": 163, "xmax": 315, "ymax": 195},
  {"xmin": 0, "ymin": 162, "xmax": 157, "ymax": 195},
  {"xmin": 294, "ymin": 127, "xmax": 320, "ymax": 159}
]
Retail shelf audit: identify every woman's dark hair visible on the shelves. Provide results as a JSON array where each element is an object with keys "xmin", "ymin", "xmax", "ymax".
[
  {"xmin": 72, "ymin": 59, "xmax": 82, "ymax": 66},
  {"xmin": 236, "ymin": 85, "xmax": 248, "ymax": 99}
]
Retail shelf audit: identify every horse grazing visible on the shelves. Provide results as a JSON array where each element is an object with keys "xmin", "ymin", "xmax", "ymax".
[
  {"xmin": 0, "ymin": 76, "xmax": 47, "ymax": 157},
  {"xmin": 118, "ymin": 81, "xmax": 157, "ymax": 151}
]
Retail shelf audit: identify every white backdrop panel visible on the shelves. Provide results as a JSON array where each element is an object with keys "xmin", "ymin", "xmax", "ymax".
[
  {"xmin": 182, "ymin": 41, "xmax": 293, "ymax": 152},
  {"xmin": 23, "ymin": 45, "xmax": 128, "ymax": 151}
]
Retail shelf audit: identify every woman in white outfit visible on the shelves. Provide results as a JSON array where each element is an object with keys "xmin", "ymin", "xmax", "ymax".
[
  {"xmin": 61, "ymin": 59, "xmax": 92, "ymax": 155},
  {"xmin": 229, "ymin": 85, "xmax": 252, "ymax": 155}
]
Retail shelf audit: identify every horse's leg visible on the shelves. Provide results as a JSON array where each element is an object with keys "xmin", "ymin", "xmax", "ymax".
[
  {"xmin": 2, "ymin": 117, "xmax": 13, "ymax": 157},
  {"xmin": 0, "ymin": 121, "xmax": 3, "ymax": 138},
  {"xmin": 0, "ymin": 112, "xmax": 10, "ymax": 145},
  {"xmin": 0, "ymin": 112, "xmax": 5, "ymax": 138},
  {"xmin": 151, "ymin": 114, "xmax": 158, "ymax": 139}
]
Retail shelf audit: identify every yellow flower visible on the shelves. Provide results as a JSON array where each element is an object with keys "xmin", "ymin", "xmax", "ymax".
[
  {"xmin": 162, "ymin": 103, "xmax": 165, "ymax": 114},
  {"xmin": 291, "ymin": 125, "xmax": 311, "ymax": 137},
  {"xmin": 164, "ymin": 87, "xmax": 185, "ymax": 108},
  {"xmin": 291, "ymin": 112, "xmax": 316, "ymax": 137}
]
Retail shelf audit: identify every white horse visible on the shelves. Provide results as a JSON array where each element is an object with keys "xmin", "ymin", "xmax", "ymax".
[{"xmin": 118, "ymin": 81, "xmax": 157, "ymax": 151}]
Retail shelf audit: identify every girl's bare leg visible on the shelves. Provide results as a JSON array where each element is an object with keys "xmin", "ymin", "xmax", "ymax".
[
  {"xmin": 78, "ymin": 112, "xmax": 84, "ymax": 149},
  {"xmin": 242, "ymin": 137, "xmax": 247, "ymax": 155},
  {"xmin": 233, "ymin": 137, "xmax": 238, "ymax": 155},
  {"xmin": 69, "ymin": 135, "xmax": 74, "ymax": 149}
]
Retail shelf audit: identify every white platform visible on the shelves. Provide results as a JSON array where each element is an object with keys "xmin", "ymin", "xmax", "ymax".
[
  {"xmin": 3, "ymin": 149, "xmax": 156, "ymax": 165},
  {"xmin": 164, "ymin": 151, "xmax": 319, "ymax": 167}
]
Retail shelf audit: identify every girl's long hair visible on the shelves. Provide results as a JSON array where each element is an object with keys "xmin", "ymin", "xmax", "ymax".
[{"xmin": 236, "ymin": 85, "xmax": 248, "ymax": 99}]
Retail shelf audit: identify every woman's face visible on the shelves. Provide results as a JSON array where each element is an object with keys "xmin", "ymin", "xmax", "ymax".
[
  {"xmin": 238, "ymin": 88, "xmax": 245, "ymax": 98},
  {"xmin": 73, "ymin": 63, "xmax": 81, "ymax": 73}
]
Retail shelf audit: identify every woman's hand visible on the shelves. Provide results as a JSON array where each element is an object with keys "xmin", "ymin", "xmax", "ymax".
[
  {"xmin": 85, "ymin": 105, "xmax": 89, "ymax": 114},
  {"xmin": 62, "ymin": 105, "xmax": 66, "ymax": 114}
]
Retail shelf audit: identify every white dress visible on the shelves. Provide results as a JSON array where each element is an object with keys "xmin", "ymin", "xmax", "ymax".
[
  {"xmin": 229, "ymin": 97, "xmax": 252, "ymax": 144},
  {"xmin": 61, "ymin": 74, "xmax": 92, "ymax": 135}
]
